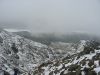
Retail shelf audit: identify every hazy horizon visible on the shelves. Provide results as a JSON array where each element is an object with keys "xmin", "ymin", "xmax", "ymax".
[{"xmin": 0, "ymin": 0, "xmax": 100, "ymax": 35}]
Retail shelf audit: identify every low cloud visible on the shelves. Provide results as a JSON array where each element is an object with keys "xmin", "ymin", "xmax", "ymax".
[{"xmin": 0, "ymin": 0, "xmax": 100, "ymax": 34}]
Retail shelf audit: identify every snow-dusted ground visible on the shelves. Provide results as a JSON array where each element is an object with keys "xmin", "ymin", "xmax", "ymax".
[
  {"xmin": 33, "ymin": 41, "xmax": 100, "ymax": 75},
  {"xmin": 0, "ymin": 29, "xmax": 100, "ymax": 75},
  {"xmin": 0, "ymin": 30, "xmax": 56, "ymax": 74}
]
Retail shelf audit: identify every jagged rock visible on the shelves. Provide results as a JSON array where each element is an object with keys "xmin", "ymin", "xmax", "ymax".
[
  {"xmin": 4, "ymin": 71, "xmax": 10, "ymax": 75},
  {"xmin": 0, "ymin": 36, "xmax": 3, "ymax": 43},
  {"xmin": 88, "ymin": 60, "xmax": 94, "ymax": 67},
  {"xmin": 68, "ymin": 64, "xmax": 80, "ymax": 71},
  {"xmin": 92, "ymin": 53, "xmax": 100, "ymax": 60},
  {"xmin": 11, "ymin": 43, "xmax": 18, "ymax": 53}
]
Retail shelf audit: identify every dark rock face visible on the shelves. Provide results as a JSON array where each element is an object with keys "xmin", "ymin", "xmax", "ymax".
[
  {"xmin": 14, "ymin": 68, "xmax": 20, "ymax": 75},
  {"xmin": 0, "ymin": 36, "xmax": 3, "ymax": 43},
  {"xmin": 68, "ymin": 64, "xmax": 80, "ymax": 71},
  {"xmin": 80, "ymin": 41, "xmax": 100, "ymax": 55},
  {"xmin": 11, "ymin": 43, "xmax": 18, "ymax": 53},
  {"xmin": 83, "ymin": 46, "xmax": 94, "ymax": 54},
  {"xmin": 13, "ymin": 54, "xmax": 19, "ymax": 59},
  {"xmin": 88, "ymin": 60, "xmax": 94, "ymax": 67},
  {"xmin": 88, "ymin": 71, "xmax": 97, "ymax": 75},
  {"xmin": 6, "ymin": 50, "xmax": 11, "ymax": 55},
  {"xmin": 49, "ymin": 71, "xmax": 54, "ymax": 75},
  {"xmin": 4, "ymin": 71, "xmax": 10, "ymax": 75},
  {"xmin": 98, "ymin": 71, "xmax": 100, "ymax": 75}
]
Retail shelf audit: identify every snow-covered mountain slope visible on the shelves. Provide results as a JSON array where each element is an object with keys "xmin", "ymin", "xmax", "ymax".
[
  {"xmin": 33, "ymin": 40, "xmax": 100, "ymax": 75},
  {"xmin": 1, "ymin": 29, "xmax": 100, "ymax": 75},
  {"xmin": 0, "ymin": 30, "xmax": 56, "ymax": 75}
]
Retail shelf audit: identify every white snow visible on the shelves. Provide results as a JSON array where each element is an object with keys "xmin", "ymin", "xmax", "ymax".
[
  {"xmin": 81, "ymin": 71, "xmax": 85, "ymax": 75},
  {"xmin": 94, "ymin": 67, "xmax": 100, "ymax": 74},
  {"xmin": 94, "ymin": 60, "xmax": 99, "ymax": 67},
  {"xmin": 57, "ymin": 64, "xmax": 63, "ymax": 70},
  {"xmin": 4, "ymin": 29, "xmax": 30, "ymax": 32}
]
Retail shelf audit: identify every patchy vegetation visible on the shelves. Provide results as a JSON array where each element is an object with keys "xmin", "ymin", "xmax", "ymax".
[{"xmin": 32, "ymin": 41, "xmax": 100, "ymax": 75}]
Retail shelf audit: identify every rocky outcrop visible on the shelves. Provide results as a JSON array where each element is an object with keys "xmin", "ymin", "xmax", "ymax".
[
  {"xmin": 0, "ymin": 30, "xmax": 56, "ymax": 75},
  {"xmin": 33, "ymin": 40, "xmax": 100, "ymax": 75}
]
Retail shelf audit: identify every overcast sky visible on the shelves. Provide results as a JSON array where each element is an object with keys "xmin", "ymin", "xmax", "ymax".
[{"xmin": 0, "ymin": 0, "xmax": 100, "ymax": 34}]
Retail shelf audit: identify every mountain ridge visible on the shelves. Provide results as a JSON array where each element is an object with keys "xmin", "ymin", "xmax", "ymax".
[
  {"xmin": 0, "ymin": 29, "xmax": 100, "ymax": 75},
  {"xmin": 12, "ymin": 30, "xmax": 100, "ymax": 45}
]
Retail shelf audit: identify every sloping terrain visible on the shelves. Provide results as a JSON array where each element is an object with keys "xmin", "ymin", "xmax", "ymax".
[
  {"xmin": 33, "ymin": 40, "xmax": 100, "ymax": 75},
  {"xmin": 0, "ymin": 29, "xmax": 84, "ymax": 75},
  {"xmin": 0, "ymin": 29, "xmax": 100, "ymax": 75},
  {"xmin": 0, "ymin": 30, "xmax": 56, "ymax": 75}
]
